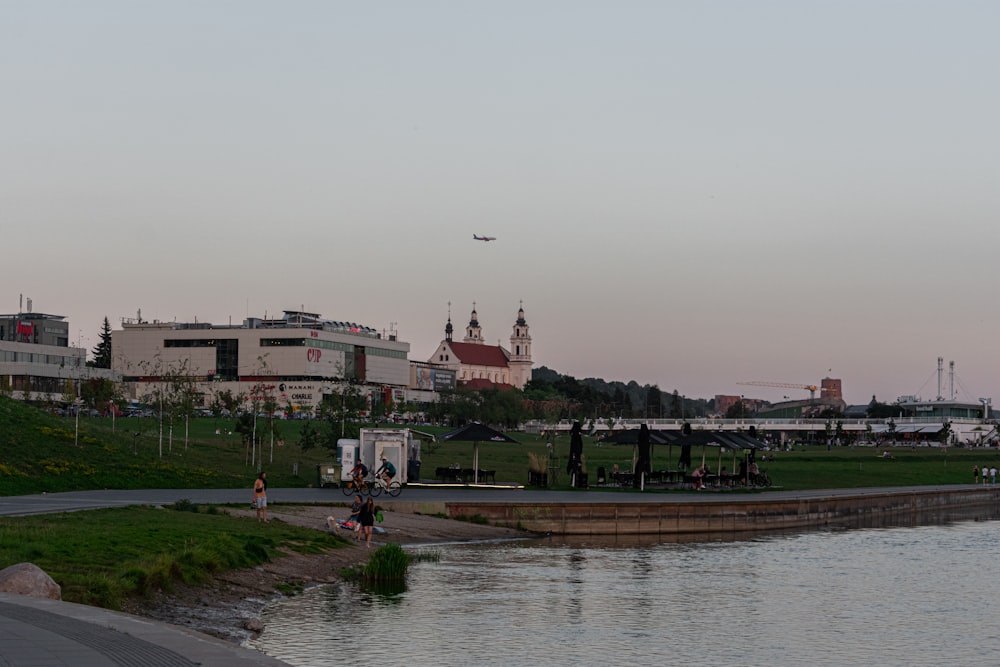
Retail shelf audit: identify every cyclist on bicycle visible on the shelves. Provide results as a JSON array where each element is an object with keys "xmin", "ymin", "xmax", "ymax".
[
  {"xmin": 350, "ymin": 460, "xmax": 369, "ymax": 489},
  {"xmin": 376, "ymin": 456, "xmax": 396, "ymax": 487}
]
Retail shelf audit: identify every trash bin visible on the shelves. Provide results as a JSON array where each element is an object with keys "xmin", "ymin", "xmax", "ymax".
[
  {"xmin": 317, "ymin": 464, "xmax": 338, "ymax": 488},
  {"xmin": 408, "ymin": 459, "xmax": 421, "ymax": 482}
]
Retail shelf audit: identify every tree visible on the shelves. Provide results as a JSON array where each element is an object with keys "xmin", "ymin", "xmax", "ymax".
[
  {"xmin": 299, "ymin": 419, "xmax": 321, "ymax": 451},
  {"xmin": 940, "ymin": 421, "xmax": 952, "ymax": 445},
  {"xmin": 317, "ymin": 381, "xmax": 367, "ymax": 449},
  {"xmin": 62, "ymin": 378, "xmax": 78, "ymax": 405},
  {"xmin": 670, "ymin": 390, "xmax": 682, "ymax": 418},
  {"xmin": 80, "ymin": 377, "xmax": 117, "ymax": 413},
  {"xmin": 90, "ymin": 317, "xmax": 113, "ymax": 369},
  {"xmin": 645, "ymin": 385, "xmax": 662, "ymax": 419},
  {"xmin": 725, "ymin": 400, "xmax": 745, "ymax": 419}
]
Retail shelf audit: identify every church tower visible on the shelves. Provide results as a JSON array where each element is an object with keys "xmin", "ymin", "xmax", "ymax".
[
  {"xmin": 464, "ymin": 303, "xmax": 483, "ymax": 344},
  {"xmin": 509, "ymin": 302, "xmax": 533, "ymax": 388},
  {"xmin": 444, "ymin": 302, "xmax": 454, "ymax": 342}
]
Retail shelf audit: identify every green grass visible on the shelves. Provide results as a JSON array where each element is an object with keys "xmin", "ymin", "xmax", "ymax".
[
  {"xmin": 2, "ymin": 395, "xmax": 996, "ymax": 495},
  {"xmin": 730, "ymin": 444, "xmax": 991, "ymax": 491},
  {"xmin": 0, "ymin": 396, "xmax": 360, "ymax": 494},
  {"xmin": 0, "ymin": 504, "xmax": 347, "ymax": 609}
]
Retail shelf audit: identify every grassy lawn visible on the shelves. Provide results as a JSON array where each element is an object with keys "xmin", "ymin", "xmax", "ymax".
[
  {"xmin": 4, "ymin": 396, "xmax": 998, "ymax": 494},
  {"xmin": 0, "ymin": 503, "xmax": 347, "ymax": 609}
]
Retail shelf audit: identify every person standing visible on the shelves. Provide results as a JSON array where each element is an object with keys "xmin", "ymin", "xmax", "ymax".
[
  {"xmin": 991, "ymin": 467, "xmax": 997, "ymax": 485},
  {"xmin": 973, "ymin": 466, "xmax": 979, "ymax": 485},
  {"xmin": 253, "ymin": 472, "xmax": 268, "ymax": 523},
  {"xmin": 358, "ymin": 497, "xmax": 376, "ymax": 548},
  {"xmin": 349, "ymin": 494, "xmax": 363, "ymax": 539}
]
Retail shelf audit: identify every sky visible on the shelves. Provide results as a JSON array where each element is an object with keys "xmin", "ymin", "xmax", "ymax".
[{"xmin": 4, "ymin": 2, "xmax": 1000, "ymax": 407}]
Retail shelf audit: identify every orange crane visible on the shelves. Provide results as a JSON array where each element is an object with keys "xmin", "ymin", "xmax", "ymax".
[{"xmin": 737, "ymin": 381, "xmax": 819, "ymax": 400}]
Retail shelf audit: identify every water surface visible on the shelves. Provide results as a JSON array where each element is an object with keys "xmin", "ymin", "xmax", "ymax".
[{"xmin": 251, "ymin": 520, "xmax": 1000, "ymax": 666}]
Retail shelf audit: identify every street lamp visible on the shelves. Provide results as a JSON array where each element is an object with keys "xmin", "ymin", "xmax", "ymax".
[{"xmin": 74, "ymin": 398, "xmax": 82, "ymax": 447}]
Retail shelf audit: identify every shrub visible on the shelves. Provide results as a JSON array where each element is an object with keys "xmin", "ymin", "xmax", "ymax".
[{"xmin": 359, "ymin": 543, "xmax": 408, "ymax": 583}]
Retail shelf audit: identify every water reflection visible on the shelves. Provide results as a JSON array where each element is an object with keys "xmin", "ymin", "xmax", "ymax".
[{"xmin": 251, "ymin": 515, "xmax": 1000, "ymax": 667}]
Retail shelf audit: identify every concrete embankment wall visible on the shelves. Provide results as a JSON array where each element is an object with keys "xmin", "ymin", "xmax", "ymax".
[{"xmin": 394, "ymin": 488, "xmax": 1000, "ymax": 536}]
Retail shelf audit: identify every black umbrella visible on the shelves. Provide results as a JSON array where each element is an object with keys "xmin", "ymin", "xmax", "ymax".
[
  {"xmin": 600, "ymin": 427, "xmax": 678, "ymax": 479},
  {"xmin": 634, "ymin": 424, "xmax": 652, "ymax": 488},
  {"xmin": 441, "ymin": 422, "xmax": 519, "ymax": 484},
  {"xmin": 567, "ymin": 421, "xmax": 584, "ymax": 487}
]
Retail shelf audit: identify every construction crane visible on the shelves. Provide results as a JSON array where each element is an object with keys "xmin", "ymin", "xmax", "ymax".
[{"xmin": 737, "ymin": 381, "xmax": 819, "ymax": 400}]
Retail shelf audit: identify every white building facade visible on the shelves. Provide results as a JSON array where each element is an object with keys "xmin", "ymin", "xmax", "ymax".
[{"xmin": 113, "ymin": 310, "xmax": 410, "ymax": 414}]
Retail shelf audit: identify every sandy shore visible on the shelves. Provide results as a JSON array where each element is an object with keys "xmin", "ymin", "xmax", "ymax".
[{"xmin": 121, "ymin": 503, "xmax": 530, "ymax": 644}]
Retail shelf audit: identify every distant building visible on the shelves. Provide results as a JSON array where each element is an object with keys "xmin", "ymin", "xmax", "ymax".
[
  {"xmin": 715, "ymin": 395, "xmax": 767, "ymax": 417},
  {"xmin": 0, "ymin": 306, "xmax": 117, "ymax": 401},
  {"xmin": 426, "ymin": 303, "xmax": 533, "ymax": 390},
  {"xmin": 820, "ymin": 377, "xmax": 842, "ymax": 402},
  {"xmin": 113, "ymin": 310, "xmax": 410, "ymax": 414}
]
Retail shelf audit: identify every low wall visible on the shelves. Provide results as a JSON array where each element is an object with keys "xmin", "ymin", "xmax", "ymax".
[{"xmin": 398, "ymin": 488, "xmax": 1000, "ymax": 536}]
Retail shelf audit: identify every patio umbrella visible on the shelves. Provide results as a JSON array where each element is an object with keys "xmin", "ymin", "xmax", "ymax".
[
  {"xmin": 440, "ymin": 422, "xmax": 519, "ymax": 484},
  {"xmin": 634, "ymin": 424, "xmax": 652, "ymax": 488},
  {"xmin": 567, "ymin": 421, "xmax": 584, "ymax": 487},
  {"xmin": 678, "ymin": 445, "xmax": 692, "ymax": 470},
  {"xmin": 599, "ymin": 428, "xmax": 673, "ymax": 480}
]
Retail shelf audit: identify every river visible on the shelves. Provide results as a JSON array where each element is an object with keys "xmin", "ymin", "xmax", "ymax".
[{"xmin": 249, "ymin": 517, "xmax": 999, "ymax": 666}]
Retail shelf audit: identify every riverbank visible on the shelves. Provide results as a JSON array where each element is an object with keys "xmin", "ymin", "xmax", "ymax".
[{"xmin": 120, "ymin": 504, "xmax": 530, "ymax": 644}]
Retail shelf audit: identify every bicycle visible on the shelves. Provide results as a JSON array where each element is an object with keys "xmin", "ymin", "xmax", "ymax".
[
  {"xmin": 341, "ymin": 477, "xmax": 373, "ymax": 496},
  {"xmin": 751, "ymin": 470, "xmax": 772, "ymax": 488},
  {"xmin": 368, "ymin": 475, "xmax": 402, "ymax": 498}
]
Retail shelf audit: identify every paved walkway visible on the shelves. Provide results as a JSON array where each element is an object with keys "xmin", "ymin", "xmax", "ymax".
[{"xmin": 0, "ymin": 593, "xmax": 290, "ymax": 666}]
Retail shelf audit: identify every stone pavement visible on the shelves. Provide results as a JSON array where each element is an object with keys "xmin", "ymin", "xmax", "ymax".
[{"xmin": 0, "ymin": 593, "xmax": 290, "ymax": 667}]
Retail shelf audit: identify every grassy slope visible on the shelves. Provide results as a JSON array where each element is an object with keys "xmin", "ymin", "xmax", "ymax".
[
  {"xmin": 3, "ymin": 395, "xmax": 998, "ymax": 495},
  {"xmin": 0, "ymin": 504, "xmax": 346, "ymax": 608}
]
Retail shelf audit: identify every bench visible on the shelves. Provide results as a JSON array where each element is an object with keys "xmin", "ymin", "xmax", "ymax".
[{"xmin": 435, "ymin": 467, "xmax": 463, "ymax": 482}]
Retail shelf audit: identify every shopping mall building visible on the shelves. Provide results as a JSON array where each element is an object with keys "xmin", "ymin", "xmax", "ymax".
[{"xmin": 112, "ymin": 309, "xmax": 453, "ymax": 415}]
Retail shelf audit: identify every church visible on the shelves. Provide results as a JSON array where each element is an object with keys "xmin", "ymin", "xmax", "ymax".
[{"xmin": 427, "ymin": 303, "xmax": 533, "ymax": 390}]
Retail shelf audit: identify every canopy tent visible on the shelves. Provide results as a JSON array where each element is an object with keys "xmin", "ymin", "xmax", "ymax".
[{"xmin": 440, "ymin": 422, "xmax": 519, "ymax": 484}]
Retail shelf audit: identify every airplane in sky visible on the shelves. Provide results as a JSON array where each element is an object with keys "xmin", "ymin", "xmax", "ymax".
[{"xmin": 473, "ymin": 234, "xmax": 496, "ymax": 242}]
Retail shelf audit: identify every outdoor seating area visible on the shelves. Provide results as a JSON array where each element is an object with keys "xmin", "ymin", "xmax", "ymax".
[{"xmin": 434, "ymin": 466, "xmax": 497, "ymax": 484}]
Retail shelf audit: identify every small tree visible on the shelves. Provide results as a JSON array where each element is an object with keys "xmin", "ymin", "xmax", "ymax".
[
  {"xmin": 318, "ymin": 381, "xmax": 366, "ymax": 448},
  {"xmin": 299, "ymin": 419, "xmax": 321, "ymax": 451}
]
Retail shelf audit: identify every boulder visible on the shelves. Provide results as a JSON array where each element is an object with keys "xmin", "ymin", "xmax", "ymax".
[{"xmin": 0, "ymin": 562, "xmax": 62, "ymax": 600}]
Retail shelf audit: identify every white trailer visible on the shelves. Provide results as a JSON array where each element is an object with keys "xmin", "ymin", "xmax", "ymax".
[{"xmin": 356, "ymin": 428, "xmax": 420, "ymax": 483}]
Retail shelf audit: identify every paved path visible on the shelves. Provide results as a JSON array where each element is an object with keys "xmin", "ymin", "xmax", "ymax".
[
  {"xmin": 0, "ymin": 483, "xmax": 980, "ymax": 666},
  {"xmin": 0, "ymin": 483, "xmax": 978, "ymax": 517},
  {"xmin": 0, "ymin": 593, "xmax": 289, "ymax": 666}
]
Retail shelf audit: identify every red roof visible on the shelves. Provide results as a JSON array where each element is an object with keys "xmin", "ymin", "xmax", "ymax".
[{"xmin": 447, "ymin": 341, "xmax": 509, "ymax": 368}]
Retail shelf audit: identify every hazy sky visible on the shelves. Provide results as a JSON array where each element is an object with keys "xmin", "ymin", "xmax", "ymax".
[{"xmin": 4, "ymin": 2, "xmax": 999, "ymax": 407}]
